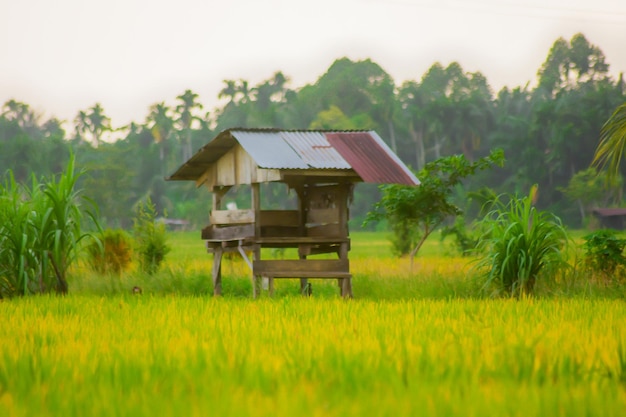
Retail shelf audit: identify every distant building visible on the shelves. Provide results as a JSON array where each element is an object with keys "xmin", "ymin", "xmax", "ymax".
[{"xmin": 591, "ymin": 208, "xmax": 626, "ymax": 230}]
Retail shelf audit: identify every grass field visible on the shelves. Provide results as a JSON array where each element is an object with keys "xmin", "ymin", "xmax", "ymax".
[{"xmin": 1, "ymin": 231, "xmax": 626, "ymax": 416}]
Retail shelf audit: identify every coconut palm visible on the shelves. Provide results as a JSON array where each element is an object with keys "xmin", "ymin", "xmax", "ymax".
[
  {"xmin": 175, "ymin": 90, "xmax": 202, "ymax": 162},
  {"xmin": 592, "ymin": 103, "xmax": 626, "ymax": 184}
]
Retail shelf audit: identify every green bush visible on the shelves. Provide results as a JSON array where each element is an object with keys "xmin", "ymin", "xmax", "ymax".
[
  {"xmin": 133, "ymin": 198, "xmax": 170, "ymax": 275},
  {"xmin": 474, "ymin": 185, "xmax": 570, "ymax": 296},
  {"xmin": 440, "ymin": 216, "xmax": 479, "ymax": 256},
  {"xmin": 86, "ymin": 229, "xmax": 133, "ymax": 275},
  {"xmin": 582, "ymin": 229, "xmax": 626, "ymax": 280}
]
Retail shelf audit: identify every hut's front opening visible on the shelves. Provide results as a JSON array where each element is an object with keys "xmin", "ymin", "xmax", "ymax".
[{"xmin": 205, "ymin": 180, "xmax": 353, "ymax": 297}]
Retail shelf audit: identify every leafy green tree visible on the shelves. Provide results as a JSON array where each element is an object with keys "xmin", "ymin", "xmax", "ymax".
[
  {"xmin": 365, "ymin": 149, "xmax": 504, "ymax": 270},
  {"xmin": 559, "ymin": 168, "xmax": 620, "ymax": 225}
]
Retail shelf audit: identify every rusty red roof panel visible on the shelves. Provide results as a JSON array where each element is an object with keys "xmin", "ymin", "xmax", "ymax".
[{"xmin": 325, "ymin": 131, "xmax": 420, "ymax": 185}]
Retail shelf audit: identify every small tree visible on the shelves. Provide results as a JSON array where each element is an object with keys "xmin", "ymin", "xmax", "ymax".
[
  {"xmin": 133, "ymin": 198, "xmax": 170, "ymax": 275},
  {"xmin": 365, "ymin": 149, "xmax": 504, "ymax": 270}
]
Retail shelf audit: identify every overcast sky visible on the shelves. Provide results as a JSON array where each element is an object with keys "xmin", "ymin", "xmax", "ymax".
[{"xmin": 1, "ymin": 0, "xmax": 626, "ymax": 128}]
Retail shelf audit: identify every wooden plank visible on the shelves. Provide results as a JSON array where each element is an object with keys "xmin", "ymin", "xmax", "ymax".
[
  {"xmin": 259, "ymin": 210, "xmax": 299, "ymax": 227},
  {"xmin": 260, "ymin": 226, "xmax": 300, "ymax": 238},
  {"xmin": 203, "ymin": 224, "xmax": 254, "ymax": 240},
  {"xmin": 307, "ymin": 208, "xmax": 339, "ymax": 224},
  {"xmin": 253, "ymin": 259, "xmax": 349, "ymax": 278},
  {"xmin": 211, "ymin": 209, "xmax": 254, "ymax": 225},
  {"xmin": 307, "ymin": 224, "xmax": 343, "ymax": 237},
  {"xmin": 216, "ymin": 148, "xmax": 236, "ymax": 186}
]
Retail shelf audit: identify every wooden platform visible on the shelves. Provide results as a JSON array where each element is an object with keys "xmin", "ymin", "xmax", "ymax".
[{"xmin": 206, "ymin": 235, "xmax": 352, "ymax": 298}]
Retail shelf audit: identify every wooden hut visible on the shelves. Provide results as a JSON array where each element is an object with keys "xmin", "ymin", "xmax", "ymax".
[{"xmin": 167, "ymin": 128, "xmax": 419, "ymax": 297}]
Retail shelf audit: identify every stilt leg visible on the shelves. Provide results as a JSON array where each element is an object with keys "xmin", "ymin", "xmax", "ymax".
[{"xmin": 212, "ymin": 248, "xmax": 223, "ymax": 296}]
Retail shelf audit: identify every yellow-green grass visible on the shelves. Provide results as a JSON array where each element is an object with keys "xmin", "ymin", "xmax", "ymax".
[
  {"xmin": 3, "ymin": 231, "xmax": 626, "ymax": 416},
  {"xmin": 69, "ymin": 231, "xmax": 478, "ymax": 299},
  {"xmin": 1, "ymin": 296, "xmax": 625, "ymax": 416},
  {"xmin": 68, "ymin": 230, "xmax": 625, "ymax": 299}
]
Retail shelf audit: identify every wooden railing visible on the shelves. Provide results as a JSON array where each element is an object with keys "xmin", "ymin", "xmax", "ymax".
[{"xmin": 202, "ymin": 208, "xmax": 346, "ymax": 241}]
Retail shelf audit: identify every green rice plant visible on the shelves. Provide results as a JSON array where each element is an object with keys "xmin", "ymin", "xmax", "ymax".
[
  {"xmin": 474, "ymin": 185, "xmax": 570, "ymax": 296},
  {"xmin": 86, "ymin": 229, "xmax": 132, "ymax": 275}
]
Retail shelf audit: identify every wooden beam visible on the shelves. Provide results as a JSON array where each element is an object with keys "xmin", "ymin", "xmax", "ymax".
[
  {"xmin": 210, "ymin": 209, "xmax": 254, "ymax": 225},
  {"xmin": 253, "ymin": 259, "xmax": 349, "ymax": 278}
]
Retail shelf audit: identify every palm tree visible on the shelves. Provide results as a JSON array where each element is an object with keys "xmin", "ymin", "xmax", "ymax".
[
  {"xmin": 218, "ymin": 80, "xmax": 237, "ymax": 103},
  {"xmin": 88, "ymin": 103, "xmax": 111, "ymax": 147},
  {"xmin": 175, "ymin": 90, "xmax": 202, "ymax": 162},
  {"xmin": 147, "ymin": 102, "xmax": 174, "ymax": 174},
  {"xmin": 592, "ymin": 102, "xmax": 626, "ymax": 183}
]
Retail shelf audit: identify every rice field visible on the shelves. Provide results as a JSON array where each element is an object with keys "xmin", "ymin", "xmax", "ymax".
[{"xmin": 1, "ymin": 231, "xmax": 626, "ymax": 416}]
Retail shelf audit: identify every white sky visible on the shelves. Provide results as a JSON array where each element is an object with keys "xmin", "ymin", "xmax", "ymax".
[{"xmin": 1, "ymin": 0, "xmax": 626, "ymax": 129}]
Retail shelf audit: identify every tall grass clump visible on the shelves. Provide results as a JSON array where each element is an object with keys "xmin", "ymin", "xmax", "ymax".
[
  {"xmin": 133, "ymin": 198, "xmax": 170, "ymax": 275},
  {"xmin": 86, "ymin": 229, "xmax": 133, "ymax": 275},
  {"xmin": 0, "ymin": 155, "xmax": 99, "ymax": 297},
  {"xmin": 474, "ymin": 185, "xmax": 570, "ymax": 296}
]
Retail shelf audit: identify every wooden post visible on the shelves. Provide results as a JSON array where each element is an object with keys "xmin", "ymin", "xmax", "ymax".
[
  {"xmin": 299, "ymin": 253, "xmax": 309, "ymax": 296},
  {"xmin": 252, "ymin": 245, "xmax": 261, "ymax": 298},
  {"xmin": 212, "ymin": 247, "xmax": 223, "ymax": 296},
  {"xmin": 339, "ymin": 241, "xmax": 352, "ymax": 298}
]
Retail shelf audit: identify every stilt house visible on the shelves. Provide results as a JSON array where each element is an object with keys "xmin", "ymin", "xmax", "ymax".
[{"xmin": 167, "ymin": 128, "xmax": 419, "ymax": 297}]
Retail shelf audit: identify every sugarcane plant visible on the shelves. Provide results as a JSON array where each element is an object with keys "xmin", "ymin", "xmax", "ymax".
[
  {"xmin": 0, "ymin": 155, "xmax": 100, "ymax": 297},
  {"xmin": 474, "ymin": 185, "xmax": 570, "ymax": 296}
]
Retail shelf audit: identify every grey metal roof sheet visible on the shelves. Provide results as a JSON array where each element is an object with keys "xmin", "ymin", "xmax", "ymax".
[{"xmin": 232, "ymin": 130, "xmax": 308, "ymax": 169}]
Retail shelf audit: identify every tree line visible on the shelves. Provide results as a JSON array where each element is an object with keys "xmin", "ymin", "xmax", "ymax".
[{"xmin": 1, "ymin": 33, "xmax": 625, "ymax": 230}]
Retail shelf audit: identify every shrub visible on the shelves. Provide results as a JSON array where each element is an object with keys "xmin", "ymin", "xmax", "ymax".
[
  {"xmin": 86, "ymin": 229, "xmax": 133, "ymax": 275},
  {"xmin": 440, "ymin": 216, "xmax": 479, "ymax": 257},
  {"xmin": 133, "ymin": 198, "xmax": 170, "ymax": 275},
  {"xmin": 582, "ymin": 229, "xmax": 626, "ymax": 280},
  {"xmin": 474, "ymin": 185, "xmax": 570, "ymax": 296}
]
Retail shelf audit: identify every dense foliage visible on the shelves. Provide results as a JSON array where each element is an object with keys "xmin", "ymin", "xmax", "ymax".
[
  {"xmin": 1, "ymin": 33, "xmax": 625, "ymax": 229},
  {"xmin": 365, "ymin": 150, "xmax": 504, "ymax": 266}
]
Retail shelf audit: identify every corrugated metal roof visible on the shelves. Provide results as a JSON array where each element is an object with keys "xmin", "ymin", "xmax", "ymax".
[
  {"xmin": 232, "ymin": 130, "xmax": 308, "ymax": 169},
  {"xmin": 168, "ymin": 128, "xmax": 419, "ymax": 186},
  {"xmin": 279, "ymin": 131, "xmax": 351, "ymax": 169},
  {"xmin": 326, "ymin": 131, "xmax": 420, "ymax": 185}
]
